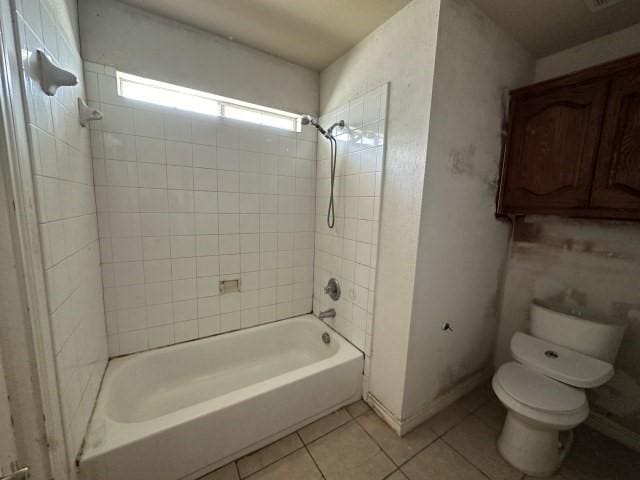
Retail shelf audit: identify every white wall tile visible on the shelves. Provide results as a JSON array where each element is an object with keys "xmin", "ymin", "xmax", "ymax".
[
  {"xmin": 88, "ymin": 60, "xmax": 316, "ymax": 359},
  {"xmin": 12, "ymin": 4, "xmax": 111, "ymax": 464},
  {"xmin": 314, "ymin": 85, "xmax": 387, "ymax": 364}
]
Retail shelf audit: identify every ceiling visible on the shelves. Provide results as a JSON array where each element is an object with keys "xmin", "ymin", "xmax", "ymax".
[
  {"xmin": 120, "ymin": 0, "xmax": 640, "ymax": 70},
  {"xmin": 119, "ymin": 0, "xmax": 412, "ymax": 71},
  {"xmin": 471, "ymin": 0, "xmax": 640, "ymax": 57}
]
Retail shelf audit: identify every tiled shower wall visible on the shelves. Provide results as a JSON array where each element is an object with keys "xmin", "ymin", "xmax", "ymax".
[
  {"xmin": 13, "ymin": 0, "xmax": 108, "ymax": 462},
  {"xmin": 85, "ymin": 63, "xmax": 317, "ymax": 356},
  {"xmin": 313, "ymin": 84, "xmax": 387, "ymax": 387}
]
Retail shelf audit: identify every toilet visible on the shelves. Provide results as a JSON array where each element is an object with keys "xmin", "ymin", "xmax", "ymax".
[{"xmin": 492, "ymin": 300, "xmax": 626, "ymax": 477}]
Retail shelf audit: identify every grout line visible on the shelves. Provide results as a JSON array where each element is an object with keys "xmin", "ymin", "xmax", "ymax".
[
  {"xmin": 382, "ymin": 469, "xmax": 404, "ymax": 479},
  {"xmin": 300, "ymin": 432, "xmax": 327, "ymax": 480},
  {"xmin": 358, "ymin": 392, "xmax": 496, "ymax": 472},
  {"xmin": 439, "ymin": 435, "xmax": 493, "ymax": 480},
  {"xmin": 350, "ymin": 414, "xmax": 404, "ymax": 469},
  {"xmin": 300, "ymin": 415, "xmax": 355, "ymax": 447},
  {"xmin": 241, "ymin": 444, "xmax": 306, "ymax": 479}
]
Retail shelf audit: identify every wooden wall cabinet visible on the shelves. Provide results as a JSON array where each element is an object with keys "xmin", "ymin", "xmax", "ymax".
[{"xmin": 497, "ymin": 54, "xmax": 640, "ymax": 220}]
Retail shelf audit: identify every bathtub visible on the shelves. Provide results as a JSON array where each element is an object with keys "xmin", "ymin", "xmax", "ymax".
[{"xmin": 79, "ymin": 314, "xmax": 363, "ymax": 480}]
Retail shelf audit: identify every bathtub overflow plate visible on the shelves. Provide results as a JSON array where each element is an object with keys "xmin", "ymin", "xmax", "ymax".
[{"xmin": 322, "ymin": 332, "xmax": 331, "ymax": 344}]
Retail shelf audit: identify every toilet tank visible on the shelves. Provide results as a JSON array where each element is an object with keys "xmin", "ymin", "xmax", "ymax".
[{"xmin": 529, "ymin": 300, "xmax": 626, "ymax": 364}]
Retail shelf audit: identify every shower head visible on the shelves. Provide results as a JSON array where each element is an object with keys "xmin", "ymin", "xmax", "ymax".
[{"xmin": 300, "ymin": 114, "xmax": 327, "ymax": 137}]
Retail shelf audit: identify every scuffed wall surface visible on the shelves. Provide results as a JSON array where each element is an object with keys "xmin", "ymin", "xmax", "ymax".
[
  {"xmin": 320, "ymin": 0, "xmax": 440, "ymax": 417},
  {"xmin": 496, "ymin": 217, "xmax": 640, "ymax": 433},
  {"xmin": 402, "ymin": 0, "xmax": 533, "ymax": 419},
  {"xmin": 78, "ymin": 0, "xmax": 318, "ymax": 114}
]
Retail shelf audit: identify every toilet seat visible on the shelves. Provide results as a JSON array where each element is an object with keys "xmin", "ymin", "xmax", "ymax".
[{"xmin": 493, "ymin": 362, "xmax": 589, "ymax": 428}]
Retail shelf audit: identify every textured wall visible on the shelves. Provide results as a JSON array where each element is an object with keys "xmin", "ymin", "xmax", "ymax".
[
  {"xmin": 535, "ymin": 22, "xmax": 640, "ymax": 82},
  {"xmin": 403, "ymin": 0, "xmax": 533, "ymax": 420},
  {"xmin": 78, "ymin": 0, "xmax": 319, "ymax": 115},
  {"xmin": 320, "ymin": 0, "xmax": 440, "ymax": 418}
]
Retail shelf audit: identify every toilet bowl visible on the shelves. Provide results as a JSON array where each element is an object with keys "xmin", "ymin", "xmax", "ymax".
[
  {"xmin": 492, "ymin": 301, "xmax": 624, "ymax": 477},
  {"xmin": 493, "ymin": 362, "xmax": 588, "ymax": 476}
]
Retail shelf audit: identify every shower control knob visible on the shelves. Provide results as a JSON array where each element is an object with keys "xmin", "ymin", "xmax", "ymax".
[{"xmin": 324, "ymin": 278, "xmax": 341, "ymax": 301}]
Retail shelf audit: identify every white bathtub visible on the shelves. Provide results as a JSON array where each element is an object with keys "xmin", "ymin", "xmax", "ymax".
[{"xmin": 78, "ymin": 314, "xmax": 363, "ymax": 480}]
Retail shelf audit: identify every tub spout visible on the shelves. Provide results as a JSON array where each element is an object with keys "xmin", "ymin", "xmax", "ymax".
[{"xmin": 318, "ymin": 308, "xmax": 336, "ymax": 319}]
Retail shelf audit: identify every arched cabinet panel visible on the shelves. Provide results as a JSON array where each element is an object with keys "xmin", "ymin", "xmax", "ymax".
[
  {"xmin": 591, "ymin": 71, "xmax": 640, "ymax": 210},
  {"xmin": 498, "ymin": 54, "xmax": 640, "ymax": 221}
]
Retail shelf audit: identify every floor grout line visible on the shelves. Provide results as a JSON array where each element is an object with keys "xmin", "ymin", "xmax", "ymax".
[
  {"xmin": 301, "ymin": 437, "xmax": 327, "ymax": 480},
  {"xmin": 206, "ymin": 393, "xmax": 497, "ymax": 480},
  {"xmin": 236, "ymin": 406, "xmax": 360, "ymax": 480},
  {"xmin": 350, "ymin": 414, "xmax": 401, "ymax": 469},
  {"xmin": 439, "ymin": 436, "xmax": 493, "ymax": 480},
  {"xmin": 200, "ymin": 392, "xmax": 639, "ymax": 480},
  {"xmin": 300, "ymin": 407, "xmax": 358, "ymax": 446},
  {"xmin": 241, "ymin": 444, "xmax": 306, "ymax": 479}
]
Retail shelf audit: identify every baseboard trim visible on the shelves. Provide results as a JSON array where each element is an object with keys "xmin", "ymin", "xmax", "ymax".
[
  {"xmin": 366, "ymin": 394, "xmax": 403, "ymax": 435},
  {"xmin": 587, "ymin": 411, "xmax": 640, "ymax": 453},
  {"xmin": 367, "ymin": 368, "xmax": 493, "ymax": 436}
]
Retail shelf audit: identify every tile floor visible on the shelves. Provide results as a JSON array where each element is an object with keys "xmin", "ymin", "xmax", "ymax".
[{"xmin": 200, "ymin": 384, "xmax": 640, "ymax": 480}]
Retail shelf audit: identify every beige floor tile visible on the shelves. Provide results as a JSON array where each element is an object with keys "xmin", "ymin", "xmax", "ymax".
[
  {"xmin": 346, "ymin": 400, "xmax": 371, "ymax": 418},
  {"xmin": 456, "ymin": 383, "xmax": 493, "ymax": 413},
  {"xmin": 246, "ymin": 449, "xmax": 322, "ymax": 480},
  {"xmin": 443, "ymin": 416, "xmax": 522, "ymax": 480},
  {"xmin": 402, "ymin": 440, "xmax": 486, "ymax": 480},
  {"xmin": 560, "ymin": 426, "xmax": 640, "ymax": 480},
  {"xmin": 473, "ymin": 395, "xmax": 505, "ymax": 432},
  {"xmin": 198, "ymin": 463, "xmax": 239, "ymax": 480},
  {"xmin": 308, "ymin": 421, "xmax": 396, "ymax": 480},
  {"xmin": 356, "ymin": 411, "xmax": 437, "ymax": 465},
  {"xmin": 237, "ymin": 433, "xmax": 303, "ymax": 478},
  {"xmin": 424, "ymin": 399, "xmax": 472, "ymax": 436},
  {"xmin": 298, "ymin": 408, "xmax": 352, "ymax": 444},
  {"xmin": 385, "ymin": 470, "xmax": 409, "ymax": 480}
]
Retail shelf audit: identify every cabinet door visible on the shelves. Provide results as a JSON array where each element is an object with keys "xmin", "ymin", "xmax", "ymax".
[
  {"xmin": 591, "ymin": 69, "xmax": 640, "ymax": 210},
  {"xmin": 501, "ymin": 81, "xmax": 608, "ymax": 212}
]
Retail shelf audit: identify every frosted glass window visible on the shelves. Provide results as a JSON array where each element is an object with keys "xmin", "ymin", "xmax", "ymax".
[{"xmin": 117, "ymin": 71, "xmax": 300, "ymax": 132}]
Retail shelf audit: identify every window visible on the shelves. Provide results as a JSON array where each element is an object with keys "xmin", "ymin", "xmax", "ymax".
[{"xmin": 116, "ymin": 71, "xmax": 301, "ymax": 132}]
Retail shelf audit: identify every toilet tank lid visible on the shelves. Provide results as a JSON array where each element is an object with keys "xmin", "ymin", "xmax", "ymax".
[{"xmin": 510, "ymin": 332, "xmax": 614, "ymax": 388}]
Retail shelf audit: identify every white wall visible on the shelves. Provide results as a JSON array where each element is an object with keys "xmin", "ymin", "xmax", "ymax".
[
  {"xmin": 496, "ymin": 27, "xmax": 640, "ymax": 435},
  {"xmin": 78, "ymin": 0, "xmax": 318, "ymax": 115},
  {"xmin": 535, "ymin": 22, "xmax": 640, "ymax": 82},
  {"xmin": 12, "ymin": 0, "xmax": 108, "ymax": 468},
  {"xmin": 87, "ymin": 63, "xmax": 317, "ymax": 357},
  {"xmin": 313, "ymin": 84, "xmax": 388, "ymax": 394},
  {"xmin": 402, "ymin": 0, "xmax": 533, "ymax": 420},
  {"xmin": 320, "ymin": 0, "xmax": 441, "ymax": 418}
]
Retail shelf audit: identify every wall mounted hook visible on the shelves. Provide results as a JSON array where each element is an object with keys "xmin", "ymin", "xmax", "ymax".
[
  {"xmin": 32, "ymin": 49, "xmax": 77, "ymax": 96},
  {"xmin": 78, "ymin": 97, "xmax": 103, "ymax": 127}
]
